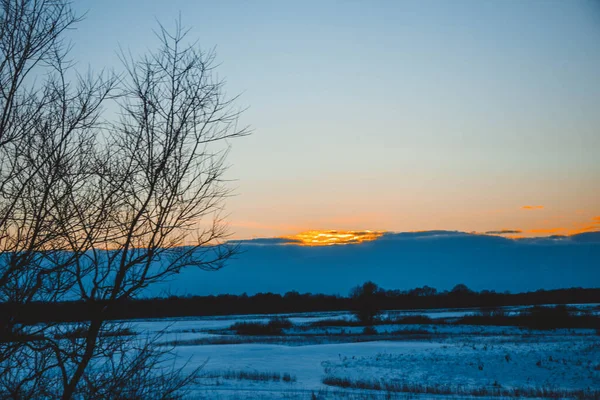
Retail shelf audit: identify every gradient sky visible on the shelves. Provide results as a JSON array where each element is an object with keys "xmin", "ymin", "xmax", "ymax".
[{"xmin": 71, "ymin": 0, "xmax": 600, "ymax": 239}]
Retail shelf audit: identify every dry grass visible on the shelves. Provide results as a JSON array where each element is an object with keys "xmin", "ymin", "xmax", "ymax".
[
  {"xmin": 53, "ymin": 327, "xmax": 136, "ymax": 340},
  {"xmin": 230, "ymin": 317, "xmax": 293, "ymax": 335},
  {"xmin": 322, "ymin": 376, "xmax": 600, "ymax": 399},
  {"xmin": 203, "ymin": 369, "xmax": 297, "ymax": 383}
]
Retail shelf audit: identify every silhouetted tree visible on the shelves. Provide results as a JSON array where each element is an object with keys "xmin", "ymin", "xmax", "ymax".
[
  {"xmin": 0, "ymin": 2, "xmax": 247, "ymax": 398},
  {"xmin": 451, "ymin": 283, "xmax": 473, "ymax": 294},
  {"xmin": 350, "ymin": 281, "xmax": 382, "ymax": 325},
  {"xmin": 409, "ymin": 285, "xmax": 438, "ymax": 297}
]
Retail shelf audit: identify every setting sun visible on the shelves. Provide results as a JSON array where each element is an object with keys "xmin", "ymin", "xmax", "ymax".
[{"xmin": 283, "ymin": 230, "xmax": 385, "ymax": 246}]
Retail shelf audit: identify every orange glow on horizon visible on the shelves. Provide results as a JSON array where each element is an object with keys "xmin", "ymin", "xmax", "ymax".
[
  {"xmin": 231, "ymin": 214, "xmax": 600, "ymax": 242},
  {"xmin": 528, "ymin": 227, "xmax": 565, "ymax": 234},
  {"xmin": 283, "ymin": 230, "xmax": 385, "ymax": 246},
  {"xmin": 521, "ymin": 205, "xmax": 544, "ymax": 210},
  {"xmin": 505, "ymin": 234, "xmax": 525, "ymax": 240},
  {"xmin": 527, "ymin": 225, "xmax": 600, "ymax": 236}
]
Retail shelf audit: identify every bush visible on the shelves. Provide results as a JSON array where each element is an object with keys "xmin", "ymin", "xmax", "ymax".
[
  {"xmin": 521, "ymin": 305, "xmax": 595, "ymax": 329},
  {"xmin": 282, "ymin": 372, "xmax": 296, "ymax": 382},
  {"xmin": 311, "ymin": 314, "xmax": 433, "ymax": 327},
  {"xmin": 322, "ymin": 375, "xmax": 600, "ymax": 398},
  {"xmin": 391, "ymin": 328, "xmax": 430, "ymax": 336},
  {"xmin": 208, "ymin": 369, "xmax": 296, "ymax": 383},
  {"xmin": 362, "ymin": 326, "xmax": 377, "ymax": 335},
  {"xmin": 231, "ymin": 317, "xmax": 292, "ymax": 335},
  {"xmin": 455, "ymin": 305, "xmax": 600, "ymax": 329}
]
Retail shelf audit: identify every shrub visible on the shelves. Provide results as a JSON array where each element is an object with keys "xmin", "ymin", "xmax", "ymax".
[
  {"xmin": 391, "ymin": 328, "xmax": 430, "ymax": 336},
  {"xmin": 207, "ymin": 369, "xmax": 296, "ymax": 383},
  {"xmin": 322, "ymin": 375, "xmax": 600, "ymax": 398},
  {"xmin": 521, "ymin": 305, "xmax": 594, "ymax": 330},
  {"xmin": 362, "ymin": 326, "xmax": 377, "ymax": 335},
  {"xmin": 231, "ymin": 317, "xmax": 292, "ymax": 335},
  {"xmin": 455, "ymin": 305, "xmax": 600, "ymax": 329},
  {"xmin": 282, "ymin": 372, "xmax": 296, "ymax": 382}
]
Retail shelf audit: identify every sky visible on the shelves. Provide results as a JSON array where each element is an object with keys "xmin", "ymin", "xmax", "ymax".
[{"xmin": 71, "ymin": 0, "xmax": 600, "ymax": 240}]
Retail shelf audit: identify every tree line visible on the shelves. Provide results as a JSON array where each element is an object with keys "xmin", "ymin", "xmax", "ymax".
[{"xmin": 2, "ymin": 284, "xmax": 598, "ymax": 324}]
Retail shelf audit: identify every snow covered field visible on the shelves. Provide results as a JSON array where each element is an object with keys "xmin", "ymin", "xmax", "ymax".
[{"xmin": 126, "ymin": 305, "xmax": 600, "ymax": 399}]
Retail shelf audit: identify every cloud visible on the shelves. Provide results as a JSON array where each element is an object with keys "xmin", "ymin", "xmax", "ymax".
[
  {"xmin": 572, "ymin": 216, "xmax": 600, "ymax": 234},
  {"xmin": 526, "ymin": 221, "xmax": 600, "ymax": 236},
  {"xmin": 240, "ymin": 230, "xmax": 475, "ymax": 246},
  {"xmin": 231, "ymin": 237, "xmax": 302, "ymax": 246},
  {"xmin": 282, "ymin": 230, "xmax": 386, "ymax": 246},
  {"xmin": 485, "ymin": 229, "xmax": 523, "ymax": 235},
  {"xmin": 528, "ymin": 227, "xmax": 565, "ymax": 234},
  {"xmin": 379, "ymin": 231, "xmax": 469, "ymax": 241},
  {"xmin": 521, "ymin": 205, "xmax": 544, "ymax": 210},
  {"xmin": 229, "ymin": 230, "xmax": 600, "ymax": 252},
  {"xmin": 236, "ymin": 224, "xmax": 600, "ymax": 247},
  {"xmin": 574, "ymin": 225, "xmax": 600, "ymax": 233}
]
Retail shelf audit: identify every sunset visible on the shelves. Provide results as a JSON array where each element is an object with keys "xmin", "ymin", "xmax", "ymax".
[
  {"xmin": 283, "ymin": 230, "xmax": 385, "ymax": 246},
  {"xmin": 1, "ymin": 0, "xmax": 599, "ymax": 398},
  {"xmin": 42, "ymin": 0, "xmax": 598, "ymax": 244}
]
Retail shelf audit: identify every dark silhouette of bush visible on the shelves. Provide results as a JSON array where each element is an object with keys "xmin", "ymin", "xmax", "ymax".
[
  {"xmin": 521, "ymin": 305, "xmax": 582, "ymax": 329},
  {"xmin": 362, "ymin": 326, "xmax": 377, "ymax": 335},
  {"xmin": 322, "ymin": 375, "xmax": 600, "ymax": 398},
  {"xmin": 310, "ymin": 314, "xmax": 434, "ymax": 327},
  {"xmin": 309, "ymin": 318, "xmax": 359, "ymax": 327},
  {"xmin": 391, "ymin": 328, "xmax": 430, "ymax": 336},
  {"xmin": 456, "ymin": 305, "xmax": 599, "ymax": 329},
  {"xmin": 206, "ymin": 369, "xmax": 297, "ymax": 383},
  {"xmin": 231, "ymin": 317, "xmax": 292, "ymax": 335}
]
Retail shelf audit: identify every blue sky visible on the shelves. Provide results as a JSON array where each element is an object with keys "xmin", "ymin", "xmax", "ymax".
[{"xmin": 71, "ymin": 0, "xmax": 600, "ymax": 238}]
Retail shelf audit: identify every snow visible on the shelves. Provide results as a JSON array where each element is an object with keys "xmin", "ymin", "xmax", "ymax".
[
  {"xmin": 12, "ymin": 306, "xmax": 597, "ymax": 398},
  {"xmin": 121, "ymin": 306, "xmax": 600, "ymax": 399}
]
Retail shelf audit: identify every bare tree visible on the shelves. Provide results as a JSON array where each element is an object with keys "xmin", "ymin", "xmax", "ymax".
[
  {"xmin": 0, "ymin": 1, "xmax": 247, "ymax": 398},
  {"xmin": 0, "ymin": 2, "xmax": 113, "ymax": 395}
]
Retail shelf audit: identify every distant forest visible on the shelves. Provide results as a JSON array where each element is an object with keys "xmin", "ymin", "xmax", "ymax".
[{"xmin": 2, "ymin": 285, "xmax": 599, "ymax": 324}]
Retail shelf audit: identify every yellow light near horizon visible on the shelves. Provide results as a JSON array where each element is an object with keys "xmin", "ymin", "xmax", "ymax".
[{"xmin": 283, "ymin": 230, "xmax": 385, "ymax": 246}]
